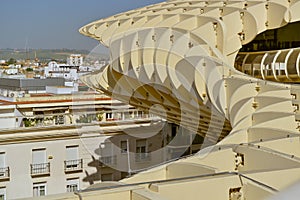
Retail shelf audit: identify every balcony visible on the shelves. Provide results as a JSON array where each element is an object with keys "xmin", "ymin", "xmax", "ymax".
[
  {"xmin": 64, "ymin": 159, "xmax": 83, "ymax": 173},
  {"xmin": 100, "ymin": 155, "xmax": 117, "ymax": 167},
  {"xmin": 0, "ymin": 167, "xmax": 10, "ymax": 181},
  {"xmin": 135, "ymin": 153, "xmax": 151, "ymax": 163},
  {"xmin": 30, "ymin": 163, "xmax": 50, "ymax": 177}
]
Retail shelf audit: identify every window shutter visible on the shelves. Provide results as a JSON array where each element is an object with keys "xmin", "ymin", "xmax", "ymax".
[
  {"xmin": 0, "ymin": 153, "xmax": 5, "ymax": 168},
  {"xmin": 32, "ymin": 149, "xmax": 46, "ymax": 164},
  {"xmin": 66, "ymin": 146, "xmax": 78, "ymax": 161}
]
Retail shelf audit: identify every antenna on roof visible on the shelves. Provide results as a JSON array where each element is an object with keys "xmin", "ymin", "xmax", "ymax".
[{"xmin": 24, "ymin": 37, "xmax": 29, "ymax": 62}]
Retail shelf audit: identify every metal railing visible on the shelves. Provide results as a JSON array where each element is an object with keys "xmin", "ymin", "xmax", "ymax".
[
  {"xmin": 0, "ymin": 109, "xmax": 159, "ymax": 129},
  {"xmin": 100, "ymin": 155, "xmax": 117, "ymax": 166},
  {"xmin": 64, "ymin": 159, "xmax": 83, "ymax": 172},
  {"xmin": 30, "ymin": 163, "xmax": 50, "ymax": 176},
  {"xmin": 0, "ymin": 167, "xmax": 9, "ymax": 179},
  {"xmin": 135, "ymin": 153, "xmax": 151, "ymax": 162}
]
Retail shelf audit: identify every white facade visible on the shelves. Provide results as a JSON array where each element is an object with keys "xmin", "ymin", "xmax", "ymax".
[
  {"xmin": 0, "ymin": 115, "xmax": 180, "ymax": 199},
  {"xmin": 45, "ymin": 62, "xmax": 79, "ymax": 81},
  {"xmin": 0, "ymin": 137, "xmax": 89, "ymax": 199},
  {"xmin": 0, "ymin": 106, "xmax": 21, "ymax": 129},
  {"xmin": 67, "ymin": 54, "xmax": 83, "ymax": 66},
  {"xmin": 46, "ymin": 86, "xmax": 75, "ymax": 94},
  {"xmin": 5, "ymin": 68, "xmax": 18, "ymax": 75},
  {"xmin": 0, "ymin": 92, "xmax": 193, "ymax": 199}
]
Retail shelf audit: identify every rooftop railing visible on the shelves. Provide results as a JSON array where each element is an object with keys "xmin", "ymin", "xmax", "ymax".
[{"xmin": 0, "ymin": 109, "xmax": 160, "ymax": 130}]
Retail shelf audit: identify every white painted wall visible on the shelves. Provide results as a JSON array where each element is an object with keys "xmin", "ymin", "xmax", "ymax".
[
  {"xmin": 0, "ymin": 138, "xmax": 90, "ymax": 199},
  {"xmin": 0, "ymin": 108, "xmax": 17, "ymax": 129}
]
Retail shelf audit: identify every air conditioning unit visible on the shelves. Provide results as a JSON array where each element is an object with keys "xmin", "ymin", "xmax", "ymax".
[{"xmin": 8, "ymin": 91, "xmax": 17, "ymax": 98}]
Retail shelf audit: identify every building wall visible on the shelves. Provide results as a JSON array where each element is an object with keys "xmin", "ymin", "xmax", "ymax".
[
  {"xmin": 0, "ymin": 118, "xmax": 188, "ymax": 199},
  {"xmin": 0, "ymin": 93, "xmax": 199, "ymax": 199},
  {"xmin": 0, "ymin": 138, "xmax": 81, "ymax": 199},
  {"xmin": 0, "ymin": 107, "xmax": 18, "ymax": 129}
]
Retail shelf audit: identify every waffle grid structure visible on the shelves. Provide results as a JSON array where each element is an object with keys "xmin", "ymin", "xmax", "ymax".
[{"xmin": 79, "ymin": 0, "xmax": 300, "ymax": 199}]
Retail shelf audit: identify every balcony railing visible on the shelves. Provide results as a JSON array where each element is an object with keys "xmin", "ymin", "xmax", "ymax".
[
  {"xmin": 0, "ymin": 167, "xmax": 10, "ymax": 180},
  {"xmin": 0, "ymin": 108, "xmax": 160, "ymax": 130},
  {"xmin": 100, "ymin": 155, "xmax": 117, "ymax": 166},
  {"xmin": 64, "ymin": 159, "xmax": 83, "ymax": 173},
  {"xmin": 135, "ymin": 153, "xmax": 151, "ymax": 162},
  {"xmin": 30, "ymin": 163, "xmax": 50, "ymax": 177}
]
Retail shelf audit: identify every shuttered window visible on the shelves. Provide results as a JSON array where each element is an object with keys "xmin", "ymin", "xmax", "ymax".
[
  {"xmin": 32, "ymin": 149, "xmax": 46, "ymax": 164},
  {"xmin": 66, "ymin": 146, "xmax": 79, "ymax": 161},
  {"xmin": 0, "ymin": 153, "xmax": 5, "ymax": 168}
]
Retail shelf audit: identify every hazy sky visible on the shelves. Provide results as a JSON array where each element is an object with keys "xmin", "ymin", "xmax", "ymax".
[{"xmin": 0, "ymin": 0, "xmax": 164, "ymax": 51}]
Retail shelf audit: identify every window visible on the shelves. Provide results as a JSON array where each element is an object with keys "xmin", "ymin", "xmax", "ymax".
[
  {"xmin": 31, "ymin": 149, "xmax": 49, "ymax": 175},
  {"xmin": 0, "ymin": 188, "xmax": 6, "ymax": 200},
  {"xmin": 136, "ymin": 139, "xmax": 146, "ymax": 154},
  {"xmin": 106, "ymin": 112, "xmax": 113, "ymax": 120},
  {"xmin": 137, "ymin": 111, "xmax": 143, "ymax": 118},
  {"xmin": 32, "ymin": 149, "xmax": 46, "ymax": 164},
  {"xmin": 0, "ymin": 153, "xmax": 5, "ymax": 169},
  {"xmin": 65, "ymin": 146, "xmax": 82, "ymax": 172},
  {"xmin": 0, "ymin": 153, "xmax": 7, "ymax": 177},
  {"xmin": 136, "ymin": 139, "xmax": 150, "ymax": 162},
  {"xmin": 54, "ymin": 110, "xmax": 65, "ymax": 125},
  {"xmin": 66, "ymin": 146, "xmax": 79, "ymax": 161},
  {"xmin": 121, "ymin": 141, "xmax": 128, "ymax": 153},
  {"xmin": 65, "ymin": 146, "xmax": 79, "ymax": 169},
  {"xmin": 66, "ymin": 178, "xmax": 79, "ymax": 192},
  {"xmin": 33, "ymin": 183, "xmax": 46, "ymax": 197}
]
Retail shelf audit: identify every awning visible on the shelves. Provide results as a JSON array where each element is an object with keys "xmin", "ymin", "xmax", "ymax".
[
  {"xmin": 70, "ymin": 105, "xmax": 106, "ymax": 110},
  {"xmin": 70, "ymin": 105, "xmax": 133, "ymax": 110},
  {"xmin": 100, "ymin": 105, "xmax": 133, "ymax": 110},
  {"xmin": 33, "ymin": 106, "xmax": 69, "ymax": 112}
]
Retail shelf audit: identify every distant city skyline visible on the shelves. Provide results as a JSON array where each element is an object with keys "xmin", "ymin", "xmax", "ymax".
[{"xmin": 0, "ymin": 0, "xmax": 164, "ymax": 52}]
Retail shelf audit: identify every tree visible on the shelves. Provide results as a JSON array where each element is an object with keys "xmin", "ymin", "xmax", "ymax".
[
  {"xmin": 7, "ymin": 58, "xmax": 16, "ymax": 65},
  {"xmin": 25, "ymin": 67, "xmax": 33, "ymax": 72}
]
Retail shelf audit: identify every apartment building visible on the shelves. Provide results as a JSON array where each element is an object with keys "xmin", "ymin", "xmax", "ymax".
[{"xmin": 0, "ymin": 81, "xmax": 200, "ymax": 199}]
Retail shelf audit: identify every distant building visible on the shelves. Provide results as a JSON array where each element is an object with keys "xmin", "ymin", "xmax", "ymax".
[
  {"xmin": 44, "ymin": 59, "xmax": 107, "ymax": 82},
  {"xmin": 44, "ymin": 61, "xmax": 79, "ymax": 81},
  {"xmin": 5, "ymin": 68, "xmax": 18, "ymax": 75},
  {"xmin": 67, "ymin": 54, "xmax": 84, "ymax": 66},
  {"xmin": 0, "ymin": 77, "xmax": 66, "ymax": 100},
  {"xmin": 0, "ymin": 64, "xmax": 21, "ymax": 76}
]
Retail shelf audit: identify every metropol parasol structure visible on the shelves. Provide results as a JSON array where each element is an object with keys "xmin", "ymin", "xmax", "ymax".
[{"xmin": 79, "ymin": 0, "xmax": 300, "ymax": 199}]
